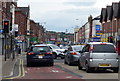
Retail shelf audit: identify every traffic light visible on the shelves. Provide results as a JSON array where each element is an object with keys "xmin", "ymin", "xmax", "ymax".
[{"xmin": 3, "ymin": 20, "xmax": 10, "ymax": 33}]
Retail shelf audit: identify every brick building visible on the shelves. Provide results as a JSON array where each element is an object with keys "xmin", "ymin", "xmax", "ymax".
[
  {"xmin": 30, "ymin": 20, "xmax": 45, "ymax": 44},
  {"xmin": 75, "ymin": 16, "xmax": 101, "ymax": 44},
  {"xmin": 45, "ymin": 31, "xmax": 74, "ymax": 45},
  {"xmin": 15, "ymin": 6, "xmax": 30, "ymax": 51},
  {"xmin": 100, "ymin": 2, "xmax": 120, "ymax": 55}
]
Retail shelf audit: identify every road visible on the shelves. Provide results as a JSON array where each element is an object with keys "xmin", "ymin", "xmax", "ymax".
[{"xmin": 3, "ymin": 54, "xmax": 119, "ymax": 80}]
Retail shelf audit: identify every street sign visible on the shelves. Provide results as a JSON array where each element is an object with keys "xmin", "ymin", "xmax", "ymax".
[
  {"xmin": 116, "ymin": 36, "xmax": 120, "ymax": 41},
  {"xmin": 0, "ymin": 29, "xmax": 3, "ymax": 33},
  {"xmin": 96, "ymin": 25, "xmax": 101, "ymax": 31},
  {"xmin": 96, "ymin": 33, "xmax": 102, "ymax": 35},
  {"xmin": 17, "ymin": 40, "xmax": 22, "ymax": 43}
]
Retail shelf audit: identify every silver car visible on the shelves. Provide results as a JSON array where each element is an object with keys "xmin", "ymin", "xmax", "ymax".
[
  {"xmin": 78, "ymin": 42, "xmax": 119, "ymax": 73},
  {"xmin": 64, "ymin": 45, "xmax": 84, "ymax": 65}
]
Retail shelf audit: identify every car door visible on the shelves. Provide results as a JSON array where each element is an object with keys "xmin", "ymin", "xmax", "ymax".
[
  {"xmin": 66, "ymin": 46, "xmax": 72, "ymax": 63},
  {"xmin": 80, "ymin": 45, "xmax": 86, "ymax": 67},
  {"xmin": 84, "ymin": 44, "xmax": 90, "ymax": 67},
  {"xmin": 65, "ymin": 46, "xmax": 70, "ymax": 63},
  {"xmin": 80, "ymin": 44, "xmax": 90, "ymax": 67}
]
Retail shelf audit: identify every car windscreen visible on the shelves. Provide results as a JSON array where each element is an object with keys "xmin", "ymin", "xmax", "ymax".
[
  {"xmin": 93, "ymin": 44, "xmax": 116, "ymax": 53},
  {"xmin": 31, "ymin": 46, "xmax": 50, "ymax": 52}
]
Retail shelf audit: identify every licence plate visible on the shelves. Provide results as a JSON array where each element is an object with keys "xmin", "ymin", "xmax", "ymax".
[
  {"xmin": 99, "ymin": 64, "xmax": 111, "ymax": 67},
  {"xmin": 38, "ymin": 56, "xmax": 43, "ymax": 59}
]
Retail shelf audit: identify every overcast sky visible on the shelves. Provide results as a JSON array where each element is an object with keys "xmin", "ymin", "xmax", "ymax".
[{"xmin": 17, "ymin": 0, "xmax": 120, "ymax": 33}]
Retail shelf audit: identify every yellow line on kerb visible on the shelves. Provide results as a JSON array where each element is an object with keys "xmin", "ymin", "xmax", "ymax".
[
  {"xmin": 21, "ymin": 59, "xmax": 25, "ymax": 78},
  {"xmin": 3, "ymin": 59, "xmax": 22, "ymax": 79}
]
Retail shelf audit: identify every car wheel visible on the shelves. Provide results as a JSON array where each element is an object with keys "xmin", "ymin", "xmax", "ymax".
[
  {"xmin": 86, "ymin": 63, "xmax": 91, "ymax": 73},
  {"xmin": 27, "ymin": 61, "xmax": 31, "ymax": 67},
  {"xmin": 61, "ymin": 56, "xmax": 64, "ymax": 59},
  {"xmin": 78, "ymin": 60, "xmax": 82, "ymax": 70},
  {"xmin": 49, "ymin": 62, "xmax": 54, "ymax": 66},
  {"xmin": 113, "ymin": 67, "xmax": 119, "ymax": 73},
  {"xmin": 53, "ymin": 53, "xmax": 57, "ymax": 59},
  {"xmin": 68, "ymin": 60, "xmax": 72, "ymax": 66},
  {"xmin": 64, "ymin": 59, "xmax": 67, "ymax": 64}
]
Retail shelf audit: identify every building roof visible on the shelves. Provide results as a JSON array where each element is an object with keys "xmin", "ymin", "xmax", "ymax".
[{"xmin": 15, "ymin": 6, "xmax": 30, "ymax": 17}]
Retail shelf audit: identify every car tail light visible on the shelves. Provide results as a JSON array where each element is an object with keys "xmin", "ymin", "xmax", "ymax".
[
  {"xmin": 90, "ymin": 46, "xmax": 93, "ymax": 53},
  {"xmin": 101, "ymin": 43, "xmax": 107, "ymax": 45},
  {"xmin": 71, "ymin": 52, "xmax": 77, "ymax": 55},
  {"xmin": 114, "ymin": 47, "xmax": 118, "ymax": 52},
  {"xmin": 37, "ymin": 46, "xmax": 42, "ymax": 47},
  {"xmin": 28, "ymin": 52, "xmax": 34, "ymax": 55},
  {"xmin": 46, "ymin": 52, "xmax": 53, "ymax": 54}
]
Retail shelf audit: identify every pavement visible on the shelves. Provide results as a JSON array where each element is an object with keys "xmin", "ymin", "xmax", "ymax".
[{"xmin": 2, "ymin": 52, "xmax": 26, "ymax": 78}]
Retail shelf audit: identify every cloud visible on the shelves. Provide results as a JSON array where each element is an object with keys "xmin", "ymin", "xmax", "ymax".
[
  {"xmin": 17, "ymin": 0, "xmax": 120, "ymax": 33},
  {"xmin": 64, "ymin": 1, "xmax": 96, "ymax": 7}
]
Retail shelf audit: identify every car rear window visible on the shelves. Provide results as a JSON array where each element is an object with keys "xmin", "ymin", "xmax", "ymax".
[
  {"xmin": 93, "ymin": 44, "xmax": 116, "ymax": 53},
  {"xmin": 31, "ymin": 46, "xmax": 50, "ymax": 52},
  {"xmin": 72, "ymin": 46, "xmax": 83, "ymax": 51}
]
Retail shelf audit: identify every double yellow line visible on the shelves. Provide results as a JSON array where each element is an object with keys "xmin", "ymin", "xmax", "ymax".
[{"xmin": 3, "ymin": 59, "xmax": 25, "ymax": 79}]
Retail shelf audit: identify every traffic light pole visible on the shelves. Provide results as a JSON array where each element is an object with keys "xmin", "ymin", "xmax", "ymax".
[{"xmin": 4, "ymin": 33, "xmax": 7, "ymax": 61}]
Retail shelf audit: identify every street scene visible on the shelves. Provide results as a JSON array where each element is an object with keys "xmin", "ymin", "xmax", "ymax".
[{"xmin": 0, "ymin": 0, "xmax": 120, "ymax": 81}]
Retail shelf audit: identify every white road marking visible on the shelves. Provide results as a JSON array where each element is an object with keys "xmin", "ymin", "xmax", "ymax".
[
  {"xmin": 25, "ymin": 71, "xmax": 28, "ymax": 74},
  {"xmin": 52, "ymin": 70, "xmax": 59, "ymax": 72},
  {"xmin": 66, "ymin": 76, "xmax": 72, "ymax": 78},
  {"xmin": 37, "ymin": 68, "xmax": 40, "ymax": 70}
]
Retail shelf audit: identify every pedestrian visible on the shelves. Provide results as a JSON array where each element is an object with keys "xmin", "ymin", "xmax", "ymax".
[{"xmin": 18, "ymin": 46, "xmax": 21, "ymax": 55}]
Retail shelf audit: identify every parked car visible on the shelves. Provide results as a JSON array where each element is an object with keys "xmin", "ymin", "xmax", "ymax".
[
  {"xmin": 78, "ymin": 42, "xmax": 119, "ymax": 73},
  {"xmin": 64, "ymin": 45, "xmax": 84, "ymax": 65},
  {"xmin": 27, "ymin": 44, "xmax": 54, "ymax": 67},
  {"xmin": 47, "ymin": 44, "xmax": 65, "ymax": 59}
]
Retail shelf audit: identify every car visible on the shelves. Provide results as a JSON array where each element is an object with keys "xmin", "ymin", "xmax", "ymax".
[
  {"xmin": 64, "ymin": 45, "xmax": 84, "ymax": 66},
  {"xmin": 27, "ymin": 44, "xmax": 54, "ymax": 67},
  {"xmin": 47, "ymin": 44, "xmax": 65, "ymax": 59},
  {"xmin": 78, "ymin": 42, "xmax": 119, "ymax": 73}
]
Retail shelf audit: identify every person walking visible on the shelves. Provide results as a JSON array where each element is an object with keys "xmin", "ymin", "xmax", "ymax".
[{"xmin": 18, "ymin": 46, "xmax": 21, "ymax": 55}]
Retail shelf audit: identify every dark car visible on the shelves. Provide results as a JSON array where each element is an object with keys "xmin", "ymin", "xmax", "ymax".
[
  {"xmin": 64, "ymin": 45, "xmax": 84, "ymax": 66},
  {"xmin": 27, "ymin": 44, "xmax": 54, "ymax": 67}
]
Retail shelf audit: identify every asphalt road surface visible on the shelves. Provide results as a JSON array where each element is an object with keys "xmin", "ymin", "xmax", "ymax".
[{"xmin": 2, "ymin": 54, "xmax": 119, "ymax": 81}]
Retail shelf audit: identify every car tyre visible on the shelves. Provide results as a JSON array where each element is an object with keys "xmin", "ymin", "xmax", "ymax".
[
  {"xmin": 64, "ymin": 59, "xmax": 67, "ymax": 64},
  {"xmin": 86, "ymin": 63, "xmax": 91, "ymax": 73},
  {"xmin": 68, "ymin": 60, "xmax": 72, "ymax": 66},
  {"xmin": 61, "ymin": 56, "xmax": 64, "ymax": 59},
  {"xmin": 27, "ymin": 61, "xmax": 31, "ymax": 67},
  {"xmin": 49, "ymin": 62, "xmax": 54, "ymax": 66},
  {"xmin": 53, "ymin": 53, "xmax": 57, "ymax": 59},
  {"xmin": 78, "ymin": 60, "xmax": 82, "ymax": 70},
  {"xmin": 113, "ymin": 67, "xmax": 119, "ymax": 73}
]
